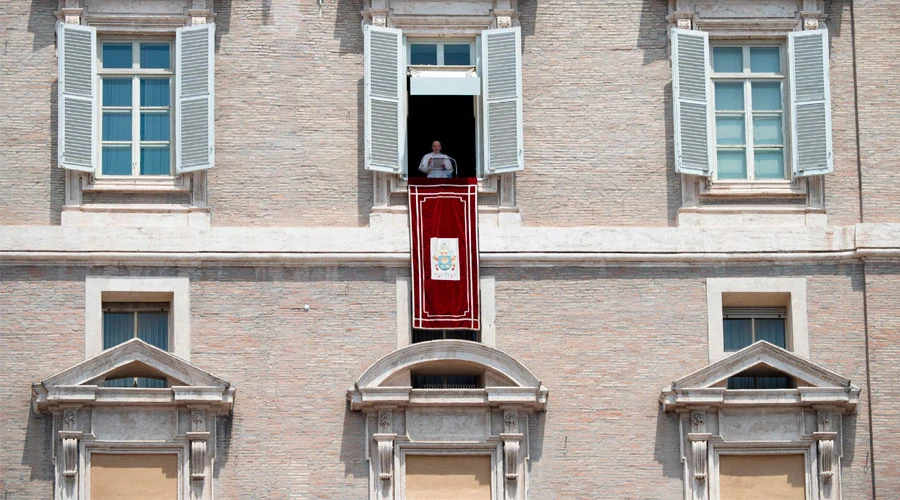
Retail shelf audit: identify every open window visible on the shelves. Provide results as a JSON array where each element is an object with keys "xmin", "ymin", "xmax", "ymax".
[{"xmin": 364, "ymin": 25, "xmax": 523, "ymax": 179}]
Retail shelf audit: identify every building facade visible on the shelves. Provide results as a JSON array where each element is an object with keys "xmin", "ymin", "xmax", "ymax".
[{"xmin": 1, "ymin": 0, "xmax": 899, "ymax": 498}]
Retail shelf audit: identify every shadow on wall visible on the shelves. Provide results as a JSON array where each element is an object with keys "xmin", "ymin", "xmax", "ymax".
[
  {"xmin": 21, "ymin": 407, "xmax": 54, "ymax": 486},
  {"xmin": 339, "ymin": 402, "xmax": 370, "ymax": 480},
  {"xmin": 653, "ymin": 404, "xmax": 684, "ymax": 479},
  {"xmin": 214, "ymin": 412, "xmax": 234, "ymax": 480}
]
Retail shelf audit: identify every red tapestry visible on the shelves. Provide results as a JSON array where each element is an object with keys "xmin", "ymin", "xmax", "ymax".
[{"xmin": 408, "ymin": 178, "xmax": 480, "ymax": 330}]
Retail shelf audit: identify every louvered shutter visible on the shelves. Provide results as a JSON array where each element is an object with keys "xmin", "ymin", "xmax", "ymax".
[
  {"xmin": 57, "ymin": 22, "xmax": 97, "ymax": 172},
  {"xmin": 176, "ymin": 23, "xmax": 215, "ymax": 173},
  {"xmin": 789, "ymin": 29, "xmax": 832, "ymax": 177},
  {"xmin": 482, "ymin": 27, "xmax": 524, "ymax": 174},
  {"xmin": 364, "ymin": 25, "xmax": 405, "ymax": 174},
  {"xmin": 671, "ymin": 28, "xmax": 712, "ymax": 177}
]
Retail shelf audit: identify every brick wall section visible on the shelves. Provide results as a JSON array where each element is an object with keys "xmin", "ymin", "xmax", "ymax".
[
  {"xmin": 0, "ymin": 1, "xmax": 66, "ymax": 226},
  {"xmin": 0, "ymin": 264, "xmax": 876, "ymax": 498},
  {"xmin": 864, "ymin": 262, "xmax": 900, "ymax": 496},
  {"xmin": 854, "ymin": 1, "xmax": 900, "ymax": 222}
]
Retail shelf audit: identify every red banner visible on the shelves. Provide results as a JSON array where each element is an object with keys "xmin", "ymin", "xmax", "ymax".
[{"xmin": 409, "ymin": 178, "xmax": 480, "ymax": 330}]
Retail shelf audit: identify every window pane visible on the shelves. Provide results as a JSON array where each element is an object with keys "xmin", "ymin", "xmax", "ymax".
[
  {"xmin": 715, "ymin": 82, "xmax": 744, "ymax": 111},
  {"xmin": 755, "ymin": 150, "xmax": 785, "ymax": 179},
  {"xmin": 724, "ymin": 318, "xmax": 753, "ymax": 351},
  {"xmin": 750, "ymin": 47, "xmax": 781, "ymax": 73},
  {"xmin": 140, "ymin": 43, "xmax": 171, "ymax": 69},
  {"xmin": 410, "ymin": 44, "xmax": 438, "ymax": 65},
  {"xmin": 102, "ymin": 43, "xmax": 133, "ymax": 69},
  {"xmin": 755, "ymin": 318, "xmax": 786, "ymax": 347},
  {"xmin": 756, "ymin": 376, "xmax": 790, "ymax": 389},
  {"xmin": 102, "ymin": 147, "xmax": 133, "ymax": 175},
  {"xmin": 716, "ymin": 116, "xmax": 745, "ymax": 146},
  {"xmin": 717, "ymin": 149, "xmax": 747, "ymax": 179},
  {"xmin": 103, "ymin": 112, "xmax": 132, "ymax": 141},
  {"xmin": 140, "ymin": 79, "xmax": 170, "ymax": 107},
  {"xmin": 103, "ymin": 312, "xmax": 134, "ymax": 349},
  {"xmin": 727, "ymin": 376, "xmax": 756, "ymax": 389},
  {"xmin": 752, "ymin": 82, "xmax": 782, "ymax": 111},
  {"xmin": 137, "ymin": 312, "xmax": 169, "ymax": 350},
  {"xmin": 141, "ymin": 112, "xmax": 170, "ymax": 141},
  {"xmin": 753, "ymin": 116, "xmax": 783, "ymax": 145},
  {"xmin": 713, "ymin": 47, "xmax": 743, "ymax": 72},
  {"xmin": 444, "ymin": 44, "xmax": 471, "ymax": 65},
  {"xmin": 140, "ymin": 147, "xmax": 171, "ymax": 175},
  {"xmin": 102, "ymin": 78, "xmax": 133, "ymax": 107}
]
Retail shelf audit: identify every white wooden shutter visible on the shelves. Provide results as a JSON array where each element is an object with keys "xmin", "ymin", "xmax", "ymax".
[
  {"xmin": 671, "ymin": 28, "xmax": 712, "ymax": 177},
  {"xmin": 57, "ymin": 22, "xmax": 96, "ymax": 172},
  {"xmin": 482, "ymin": 27, "xmax": 524, "ymax": 174},
  {"xmin": 789, "ymin": 29, "xmax": 832, "ymax": 177},
  {"xmin": 364, "ymin": 25, "xmax": 405, "ymax": 174},
  {"xmin": 176, "ymin": 23, "xmax": 215, "ymax": 173}
]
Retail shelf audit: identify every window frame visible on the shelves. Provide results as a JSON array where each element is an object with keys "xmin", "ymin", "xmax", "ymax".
[
  {"xmin": 97, "ymin": 38, "xmax": 175, "ymax": 178},
  {"xmin": 83, "ymin": 446, "xmax": 186, "ymax": 500},
  {"xmin": 710, "ymin": 444, "xmax": 818, "ymax": 500},
  {"xmin": 710, "ymin": 41, "xmax": 789, "ymax": 182},
  {"xmin": 397, "ymin": 447, "xmax": 501, "ymax": 500},
  {"xmin": 85, "ymin": 276, "xmax": 191, "ymax": 360},
  {"xmin": 407, "ymin": 38, "xmax": 476, "ymax": 66},
  {"xmin": 706, "ymin": 278, "xmax": 808, "ymax": 362}
]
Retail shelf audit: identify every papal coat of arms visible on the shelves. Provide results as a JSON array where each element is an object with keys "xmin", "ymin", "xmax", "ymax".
[{"xmin": 430, "ymin": 237, "xmax": 460, "ymax": 281}]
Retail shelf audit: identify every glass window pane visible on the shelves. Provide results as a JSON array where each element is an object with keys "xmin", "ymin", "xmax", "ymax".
[
  {"xmin": 752, "ymin": 82, "xmax": 782, "ymax": 111},
  {"xmin": 755, "ymin": 318, "xmax": 786, "ymax": 347},
  {"xmin": 755, "ymin": 150, "xmax": 786, "ymax": 179},
  {"xmin": 140, "ymin": 146, "xmax": 170, "ymax": 175},
  {"xmin": 102, "ymin": 43, "xmax": 133, "ymax": 69},
  {"xmin": 103, "ymin": 312, "xmax": 134, "ymax": 348},
  {"xmin": 717, "ymin": 149, "xmax": 747, "ymax": 179},
  {"xmin": 716, "ymin": 116, "xmax": 746, "ymax": 146},
  {"xmin": 715, "ymin": 82, "xmax": 744, "ymax": 111},
  {"xmin": 750, "ymin": 47, "xmax": 780, "ymax": 73},
  {"xmin": 102, "ymin": 78, "xmax": 132, "ymax": 107},
  {"xmin": 102, "ymin": 147, "xmax": 132, "ymax": 175},
  {"xmin": 410, "ymin": 44, "xmax": 438, "ymax": 65},
  {"xmin": 104, "ymin": 377, "xmax": 133, "ymax": 388},
  {"xmin": 753, "ymin": 116, "xmax": 783, "ymax": 145},
  {"xmin": 444, "ymin": 44, "xmax": 471, "ymax": 65},
  {"xmin": 135, "ymin": 377, "xmax": 167, "ymax": 388},
  {"xmin": 137, "ymin": 312, "xmax": 169, "ymax": 350},
  {"xmin": 727, "ymin": 376, "xmax": 756, "ymax": 389},
  {"xmin": 713, "ymin": 47, "xmax": 743, "ymax": 72},
  {"xmin": 140, "ymin": 79, "xmax": 170, "ymax": 107},
  {"xmin": 140, "ymin": 43, "xmax": 170, "ymax": 69},
  {"xmin": 724, "ymin": 318, "xmax": 753, "ymax": 351},
  {"xmin": 141, "ymin": 112, "xmax": 170, "ymax": 142},
  {"xmin": 102, "ymin": 112, "xmax": 132, "ymax": 141}
]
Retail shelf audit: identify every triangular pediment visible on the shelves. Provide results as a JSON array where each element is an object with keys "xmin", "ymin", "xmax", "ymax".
[
  {"xmin": 674, "ymin": 341, "xmax": 851, "ymax": 390},
  {"xmin": 33, "ymin": 339, "xmax": 234, "ymax": 413},
  {"xmin": 661, "ymin": 342, "xmax": 860, "ymax": 413}
]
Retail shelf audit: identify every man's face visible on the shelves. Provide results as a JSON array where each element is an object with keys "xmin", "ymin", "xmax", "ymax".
[{"xmin": 432, "ymin": 142, "xmax": 441, "ymax": 153}]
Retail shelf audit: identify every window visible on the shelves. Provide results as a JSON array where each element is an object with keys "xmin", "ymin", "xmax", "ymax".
[
  {"xmin": 706, "ymin": 278, "xmax": 808, "ymax": 362},
  {"xmin": 90, "ymin": 453, "xmax": 178, "ymax": 500},
  {"xmin": 405, "ymin": 455, "xmax": 492, "ymax": 500},
  {"xmin": 99, "ymin": 41, "xmax": 174, "ymax": 176},
  {"xmin": 102, "ymin": 302, "xmax": 170, "ymax": 387},
  {"xmin": 717, "ymin": 454, "xmax": 807, "ymax": 499},
  {"xmin": 364, "ymin": 25, "xmax": 524, "ymax": 178},
  {"xmin": 412, "ymin": 328, "xmax": 479, "ymax": 343},
  {"xmin": 672, "ymin": 28, "xmax": 832, "ymax": 180},
  {"xmin": 57, "ymin": 23, "xmax": 214, "ymax": 176},
  {"xmin": 712, "ymin": 45, "xmax": 786, "ymax": 180},
  {"xmin": 85, "ymin": 276, "xmax": 191, "ymax": 360}
]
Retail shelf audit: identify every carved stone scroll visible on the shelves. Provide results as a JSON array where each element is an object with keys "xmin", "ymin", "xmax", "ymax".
[
  {"xmin": 186, "ymin": 431, "xmax": 210, "ymax": 480},
  {"xmin": 374, "ymin": 433, "xmax": 396, "ymax": 481},
  {"xmin": 500, "ymin": 433, "xmax": 523, "ymax": 481},
  {"xmin": 60, "ymin": 432, "xmax": 81, "ymax": 478},
  {"xmin": 688, "ymin": 433, "xmax": 711, "ymax": 482},
  {"xmin": 817, "ymin": 437, "xmax": 834, "ymax": 481}
]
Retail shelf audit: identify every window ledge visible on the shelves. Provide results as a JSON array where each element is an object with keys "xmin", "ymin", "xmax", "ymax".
[
  {"xmin": 85, "ymin": 176, "xmax": 190, "ymax": 193},
  {"xmin": 701, "ymin": 179, "xmax": 805, "ymax": 198},
  {"xmin": 391, "ymin": 175, "xmax": 498, "ymax": 195},
  {"xmin": 62, "ymin": 205, "xmax": 210, "ymax": 228}
]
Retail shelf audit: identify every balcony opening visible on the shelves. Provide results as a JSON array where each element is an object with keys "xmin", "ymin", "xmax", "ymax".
[{"xmin": 407, "ymin": 93, "xmax": 477, "ymax": 179}]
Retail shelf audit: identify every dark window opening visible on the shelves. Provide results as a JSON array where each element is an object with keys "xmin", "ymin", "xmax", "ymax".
[
  {"xmin": 104, "ymin": 377, "xmax": 168, "ymax": 388},
  {"xmin": 407, "ymin": 93, "xmax": 477, "ymax": 179},
  {"xmin": 723, "ymin": 307, "xmax": 786, "ymax": 352},
  {"xmin": 727, "ymin": 365, "xmax": 794, "ymax": 390},
  {"xmin": 412, "ymin": 374, "xmax": 481, "ymax": 389},
  {"xmin": 412, "ymin": 329, "xmax": 479, "ymax": 343},
  {"xmin": 103, "ymin": 302, "xmax": 170, "ymax": 351}
]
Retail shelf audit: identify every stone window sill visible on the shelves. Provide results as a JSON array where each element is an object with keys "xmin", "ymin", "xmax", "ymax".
[{"xmin": 84, "ymin": 176, "xmax": 191, "ymax": 193}]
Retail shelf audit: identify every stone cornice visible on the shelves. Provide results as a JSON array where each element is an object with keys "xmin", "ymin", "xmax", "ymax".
[{"xmin": 2, "ymin": 224, "xmax": 900, "ymax": 266}]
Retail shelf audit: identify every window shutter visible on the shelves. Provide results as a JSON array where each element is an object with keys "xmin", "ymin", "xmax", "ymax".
[
  {"xmin": 176, "ymin": 23, "xmax": 215, "ymax": 173},
  {"xmin": 671, "ymin": 28, "xmax": 712, "ymax": 177},
  {"xmin": 481, "ymin": 27, "xmax": 524, "ymax": 174},
  {"xmin": 57, "ymin": 22, "xmax": 97, "ymax": 172},
  {"xmin": 789, "ymin": 29, "xmax": 832, "ymax": 177},
  {"xmin": 364, "ymin": 25, "xmax": 405, "ymax": 174}
]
